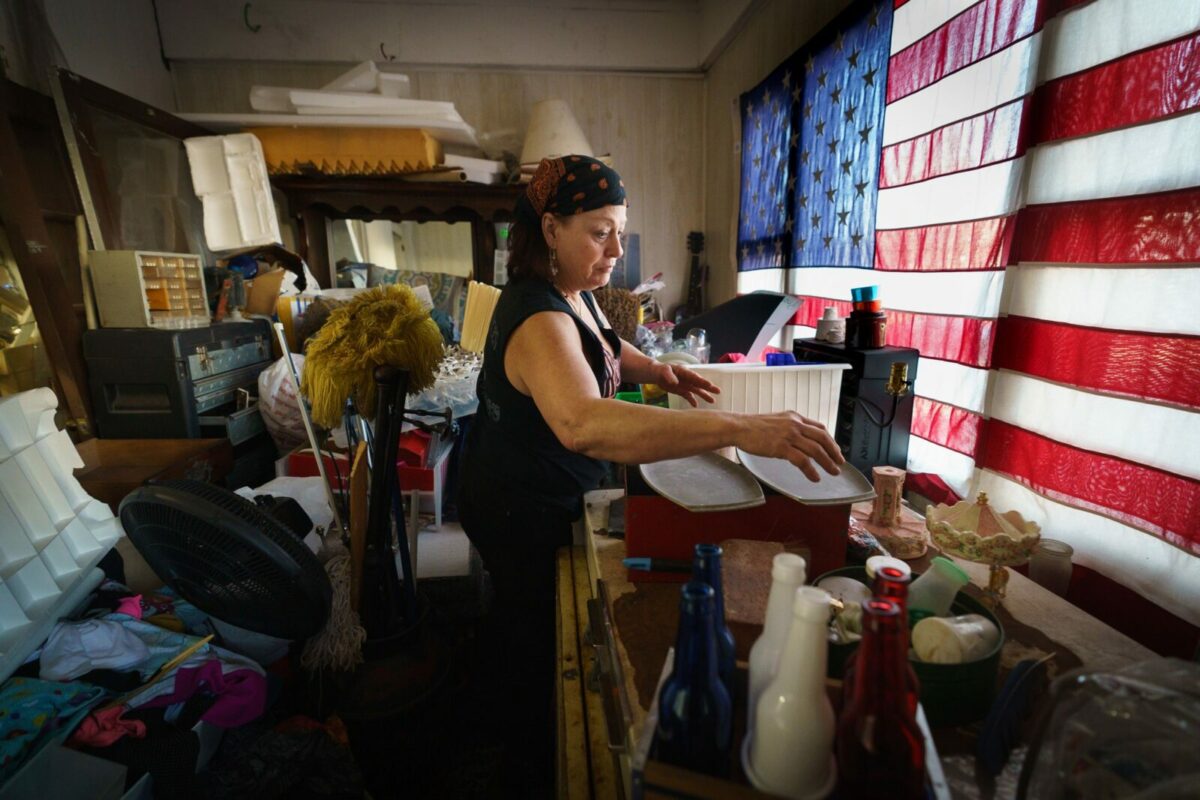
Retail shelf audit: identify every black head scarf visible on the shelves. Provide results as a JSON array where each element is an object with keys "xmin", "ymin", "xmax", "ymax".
[{"xmin": 514, "ymin": 155, "xmax": 627, "ymax": 226}]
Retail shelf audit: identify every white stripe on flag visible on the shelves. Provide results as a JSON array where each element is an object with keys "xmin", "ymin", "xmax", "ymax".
[
  {"xmin": 786, "ymin": 268, "xmax": 1004, "ymax": 318},
  {"xmin": 1026, "ymin": 112, "xmax": 1200, "ymax": 205},
  {"xmin": 890, "ymin": 0, "xmax": 980, "ymax": 55},
  {"xmin": 876, "ymin": 157, "xmax": 1026, "ymax": 229},
  {"xmin": 975, "ymin": 469, "xmax": 1200, "ymax": 627},
  {"xmin": 988, "ymin": 370, "xmax": 1200, "ymax": 480},
  {"xmin": 907, "ymin": 435, "xmax": 975, "ymax": 496},
  {"xmin": 736, "ymin": 268, "xmax": 787, "ymax": 294},
  {"xmin": 913, "ymin": 359, "xmax": 989, "ymax": 414},
  {"xmin": 882, "ymin": 32, "xmax": 1041, "ymax": 146},
  {"xmin": 1039, "ymin": 0, "xmax": 1200, "ymax": 83},
  {"xmin": 1001, "ymin": 265, "xmax": 1200, "ymax": 336}
]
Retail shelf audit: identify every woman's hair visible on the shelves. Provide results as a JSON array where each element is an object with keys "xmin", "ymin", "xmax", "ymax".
[{"xmin": 506, "ymin": 214, "xmax": 557, "ymax": 283}]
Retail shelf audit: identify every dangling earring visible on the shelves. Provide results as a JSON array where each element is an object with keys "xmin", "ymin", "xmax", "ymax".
[{"xmin": 549, "ymin": 248, "xmax": 559, "ymax": 277}]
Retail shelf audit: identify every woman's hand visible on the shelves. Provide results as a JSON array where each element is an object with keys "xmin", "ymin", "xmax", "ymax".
[
  {"xmin": 737, "ymin": 411, "xmax": 845, "ymax": 482},
  {"xmin": 650, "ymin": 363, "xmax": 720, "ymax": 407}
]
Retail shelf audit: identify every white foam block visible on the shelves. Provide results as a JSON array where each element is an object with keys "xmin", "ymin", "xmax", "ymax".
[
  {"xmin": 34, "ymin": 436, "xmax": 91, "ymax": 512},
  {"xmin": 39, "ymin": 537, "xmax": 81, "ymax": 589},
  {"xmin": 0, "ymin": 396, "xmax": 33, "ymax": 453},
  {"xmin": 8, "ymin": 557, "xmax": 60, "ymax": 618},
  {"xmin": 0, "ymin": 493, "xmax": 37, "ymax": 579},
  {"xmin": 42, "ymin": 429, "xmax": 85, "ymax": 471},
  {"xmin": 15, "ymin": 388, "xmax": 57, "ymax": 439},
  {"xmin": 0, "ymin": 583, "xmax": 32, "ymax": 651},
  {"xmin": 185, "ymin": 133, "xmax": 281, "ymax": 252},
  {"xmin": 59, "ymin": 518, "xmax": 104, "ymax": 566},
  {"xmin": 14, "ymin": 448, "xmax": 74, "ymax": 528},
  {"xmin": 79, "ymin": 499, "xmax": 115, "ymax": 523},
  {"xmin": 0, "ymin": 460, "xmax": 57, "ymax": 548}
]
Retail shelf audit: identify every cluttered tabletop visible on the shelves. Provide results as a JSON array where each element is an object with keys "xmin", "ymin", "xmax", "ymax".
[{"xmin": 579, "ymin": 490, "xmax": 1155, "ymax": 798}]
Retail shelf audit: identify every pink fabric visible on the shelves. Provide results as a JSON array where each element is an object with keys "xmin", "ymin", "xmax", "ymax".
[
  {"xmin": 140, "ymin": 661, "xmax": 267, "ymax": 728},
  {"xmin": 69, "ymin": 705, "xmax": 146, "ymax": 747},
  {"xmin": 717, "ymin": 352, "xmax": 747, "ymax": 363},
  {"xmin": 114, "ymin": 595, "xmax": 143, "ymax": 619}
]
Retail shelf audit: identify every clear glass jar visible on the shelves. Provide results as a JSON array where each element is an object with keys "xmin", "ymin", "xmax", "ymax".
[{"xmin": 1029, "ymin": 539, "xmax": 1074, "ymax": 596}]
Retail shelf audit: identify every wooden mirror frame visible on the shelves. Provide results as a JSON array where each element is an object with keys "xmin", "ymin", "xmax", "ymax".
[{"xmin": 271, "ymin": 177, "xmax": 524, "ymax": 288}]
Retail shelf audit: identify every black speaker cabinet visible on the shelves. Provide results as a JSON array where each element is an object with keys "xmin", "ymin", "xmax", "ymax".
[{"xmin": 792, "ymin": 338, "xmax": 920, "ymax": 474}]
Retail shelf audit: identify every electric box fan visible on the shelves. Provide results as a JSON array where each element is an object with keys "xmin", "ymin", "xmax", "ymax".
[{"xmin": 119, "ymin": 480, "xmax": 331, "ymax": 640}]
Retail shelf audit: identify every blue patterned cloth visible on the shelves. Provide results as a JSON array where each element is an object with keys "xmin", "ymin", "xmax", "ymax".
[{"xmin": 0, "ymin": 677, "xmax": 106, "ymax": 783}]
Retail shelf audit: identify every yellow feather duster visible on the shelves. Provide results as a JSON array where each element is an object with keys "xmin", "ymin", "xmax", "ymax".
[{"xmin": 301, "ymin": 285, "xmax": 445, "ymax": 429}]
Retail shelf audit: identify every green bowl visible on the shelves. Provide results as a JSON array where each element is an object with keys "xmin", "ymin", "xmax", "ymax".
[{"xmin": 815, "ymin": 565, "xmax": 1005, "ymax": 728}]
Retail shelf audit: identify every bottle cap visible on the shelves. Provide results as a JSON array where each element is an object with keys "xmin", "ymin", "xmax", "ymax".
[
  {"xmin": 771, "ymin": 552, "xmax": 807, "ymax": 584},
  {"xmin": 866, "ymin": 555, "xmax": 911, "ymax": 580},
  {"xmin": 793, "ymin": 586, "xmax": 832, "ymax": 622}
]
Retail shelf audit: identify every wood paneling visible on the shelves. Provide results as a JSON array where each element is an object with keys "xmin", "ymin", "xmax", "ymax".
[
  {"xmin": 702, "ymin": 0, "xmax": 851, "ymax": 306},
  {"xmin": 172, "ymin": 62, "xmax": 706, "ymax": 312}
]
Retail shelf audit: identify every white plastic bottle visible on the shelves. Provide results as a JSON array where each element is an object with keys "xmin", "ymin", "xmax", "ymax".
[
  {"xmin": 746, "ymin": 552, "xmax": 807, "ymax": 727},
  {"xmin": 746, "ymin": 586, "xmax": 836, "ymax": 799}
]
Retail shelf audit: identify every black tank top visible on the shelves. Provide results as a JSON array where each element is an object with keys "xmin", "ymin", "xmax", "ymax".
[{"xmin": 464, "ymin": 277, "xmax": 622, "ymax": 514}]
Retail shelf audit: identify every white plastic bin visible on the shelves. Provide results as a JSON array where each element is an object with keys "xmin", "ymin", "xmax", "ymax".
[{"xmin": 665, "ymin": 362, "xmax": 850, "ymax": 434}]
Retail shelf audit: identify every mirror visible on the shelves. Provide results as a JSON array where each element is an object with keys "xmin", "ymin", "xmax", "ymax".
[
  {"xmin": 0, "ymin": 225, "xmax": 55, "ymax": 397},
  {"xmin": 328, "ymin": 219, "xmax": 473, "ymax": 329}
]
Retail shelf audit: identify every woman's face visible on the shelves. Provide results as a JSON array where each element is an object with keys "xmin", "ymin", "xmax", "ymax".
[{"xmin": 543, "ymin": 205, "xmax": 627, "ymax": 292}]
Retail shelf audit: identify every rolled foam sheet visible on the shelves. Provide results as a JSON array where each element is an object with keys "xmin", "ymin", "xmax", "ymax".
[
  {"xmin": 0, "ymin": 583, "xmax": 33, "ymax": 651},
  {"xmin": 911, "ymin": 614, "xmax": 1000, "ymax": 664},
  {"xmin": 0, "ymin": 493, "xmax": 37, "ymax": 579},
  {"xmin": 14, "ymin": 447, "xmax": 74, "ymax": 529},
  {"xmin": 8, "ymin": 556, "xmax": 61, "ymax": 619},
  {"xmin": 0, "ymin": 460, "xmax": 57, "ymax": 549}
]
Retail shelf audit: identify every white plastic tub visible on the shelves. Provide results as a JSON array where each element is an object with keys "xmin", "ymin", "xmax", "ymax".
[{"xmin": 666, "ymin": 362, "xmax": 850, "ymax": 434}]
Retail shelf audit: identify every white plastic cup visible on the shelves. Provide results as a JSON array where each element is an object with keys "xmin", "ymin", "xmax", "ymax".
[
  {"xmin": 912, "ymin": 614, "xmax": 1000, "ymax": 664},
  {"xmin": 907, "ymin": 556, "xmax": 970, "ymax": 618}
]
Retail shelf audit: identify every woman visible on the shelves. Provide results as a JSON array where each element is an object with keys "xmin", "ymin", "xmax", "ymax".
[{"xmin": 457, "ymin": 156, "xmax": 843, "ymax": 793}]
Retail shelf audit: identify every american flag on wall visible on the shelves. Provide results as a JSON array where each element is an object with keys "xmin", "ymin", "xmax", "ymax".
[{"xmin": 736, "ymin": 0, "xmax": 1200, "ymax": 626}]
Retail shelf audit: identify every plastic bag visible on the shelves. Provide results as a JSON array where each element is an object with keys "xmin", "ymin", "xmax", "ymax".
[
  {"xmin": 258, "ymin": 354, "xmax": 307, "ymax": 453},
  {"xmin": 1019, "ymin": 657, "xmax": 1200, "ymax": 799}
]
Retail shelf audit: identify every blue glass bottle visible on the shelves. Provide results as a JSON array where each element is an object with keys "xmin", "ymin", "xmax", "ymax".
[
  {"xmin": 692, "ymin": 543, "xmax": 736, "ymax": 695},
  {"xmin": 655, "ymin": 581, "xmax": 733, "ymax": 776}
]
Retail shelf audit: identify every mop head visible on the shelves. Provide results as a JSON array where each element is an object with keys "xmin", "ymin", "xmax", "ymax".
[{"xmin": 302, "ymin": 285, "xmax": 444, "ymax": 428}]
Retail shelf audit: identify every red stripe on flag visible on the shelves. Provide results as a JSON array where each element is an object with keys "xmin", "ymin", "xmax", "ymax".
[
  {"xmin": 887, "ymin": 0, "xmax": 1043, "ymax": 103},
  {"xmin": 880, "ymin": 98, "xmax": 1030, "ymax": 187},
  {"xmin": 994, "ymin": 316, "xmax": 1200, "ymax": 410},
  {"xmin": 1031, "ymin": 31, "xmax": 1200, "ymax": 144},
  {"xmin": 792, "ymin": 296, "xmax": 997, "ymax": 367},
  {"xmin": 1013, "ymin": 187, "xmax": 1200, "ymax": 264},
  {"xmin": 912, "ymin": 396, "xmax": 983, "ymax": 456},
  {"xmin": 875, "ymin": 216, "xmax": 1016, "ymax": 270},
  {"xmin": 980, "ymin": 420, "xmax": 1200, "ymax": 551},
  {"xmin": 894, "ymin": 0, "xmax": 911, "ymax": 8}
]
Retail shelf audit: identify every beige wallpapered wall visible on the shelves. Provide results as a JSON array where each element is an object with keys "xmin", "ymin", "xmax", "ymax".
[{"xmin": 172, "ymin": 62, "xmax": 705, "ymax": 314}]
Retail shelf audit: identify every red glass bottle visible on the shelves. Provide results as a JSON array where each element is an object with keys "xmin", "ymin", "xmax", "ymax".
[
  {"xmin": 841, "ymin": 565, "xmax": 920, "ymax": 713},
  {"xmin": 875, "ymin": 565, "xmax": 921, "ymax": 715},
  {"xmin": 836, "ymin": 598, "xmax": 926, "ymax": 800}
]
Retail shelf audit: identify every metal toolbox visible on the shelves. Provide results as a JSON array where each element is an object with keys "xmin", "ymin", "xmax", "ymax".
[{"xmin": 83, "ymin": 319, "xmax": 271, "ymax": 442}]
